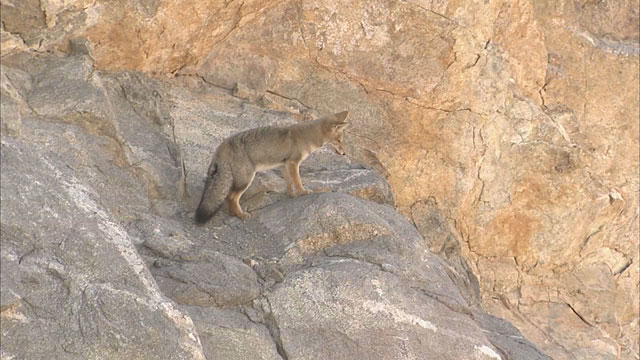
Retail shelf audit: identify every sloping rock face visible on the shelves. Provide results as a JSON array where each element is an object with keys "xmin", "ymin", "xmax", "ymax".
[
  {"xmin": 0, "ymin": 49, "xmax": 548, "ymax": 359},
  {"xmin": 2, "ymin": 0, "xmax": 639, "ymax": 359}
]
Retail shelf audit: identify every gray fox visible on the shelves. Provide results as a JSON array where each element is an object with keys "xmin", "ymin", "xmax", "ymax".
[{"xmin": 195, "ymin": 111, "xmax": 349, "ymax": 223}]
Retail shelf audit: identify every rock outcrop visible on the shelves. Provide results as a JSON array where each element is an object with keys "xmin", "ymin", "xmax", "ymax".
[
  {"xmin": 2, "ymin": 0, "xmax": 638, "ymax": 359},
  {"xmin": 1, "ymin": 48, "xmax": 549, "ymax": 359}
]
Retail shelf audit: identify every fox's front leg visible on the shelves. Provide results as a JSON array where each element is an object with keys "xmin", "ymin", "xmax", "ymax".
[
  {"xmin": 282, "ymin": 165, "xmax": 297, "ymax": 197},
  {"xmin": 285, "ymin": 160, "xmax": 309, "ymax": 197}
]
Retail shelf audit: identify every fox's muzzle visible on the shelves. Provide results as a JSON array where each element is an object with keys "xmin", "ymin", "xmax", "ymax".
[{"xmin": 328, "ymin": 143, "xmax": 346, "ymax": 155}]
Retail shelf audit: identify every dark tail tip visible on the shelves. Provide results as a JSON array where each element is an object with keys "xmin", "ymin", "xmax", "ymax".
[{"xmin": 194, "ymin": 207, "xmax": 214, "ymax": 225}]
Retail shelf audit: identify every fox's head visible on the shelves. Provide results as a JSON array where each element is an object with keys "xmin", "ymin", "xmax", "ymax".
[{"xmin": 323, "ymin": 111, "xmax": 349, "ymax": 155}]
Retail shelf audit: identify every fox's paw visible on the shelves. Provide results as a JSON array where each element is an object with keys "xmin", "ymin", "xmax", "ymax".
[
  {"xmin": 288, "ymin": 189, "xmax": 310, "ymax": 197},
  {"xmin": 237, "ymin": 212, "xmax": 251, "ymax": 220},
  {"xmin": 312, "ymin": 186, "xmax": 331, "ymax": 193}
]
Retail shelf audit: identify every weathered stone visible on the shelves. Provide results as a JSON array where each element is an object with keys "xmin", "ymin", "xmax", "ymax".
[
  {"xmin": 0, "ymin": 66, "xmax": 28, "ymax": 137},
  {"xmin": 0, "ymin": 0, "xmax": 101, "ymax": 56},
  {"xmin": 182, "ymin": 306, "xmax": 282, "ymax": 360},
  {"xmin": 0, "ymin": 0, "xmax": 47, "ymax": 47},
  {"xmin": 411, "ymin": 199, "xmax": 481, "ymax": 305},
  {"xmin": 472, "ymin": 311, "xmax": 552, "ymax": 360},
  {"xmin": 181, "ymin": 2, "xmax": 638, "ymax": 358},
  {"xmin": 175, "ymin": 188, "xmax": 546, "ymax": 360},
  {"xmin": 4, "ymin": 0, "xmax": 637, "ymax": 353},
  {"xmin": 152, "ymin": 253, "xmax": 260, "ymax": 307},
  {"xmin": 0, "ymin": 139, "xmax": 204, "ymax": 360},
  {"xmin": 259, "ymin": 254, "xmax": 548, "ymax": 360}
]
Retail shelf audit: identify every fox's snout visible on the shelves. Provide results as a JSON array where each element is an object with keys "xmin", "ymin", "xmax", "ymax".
[{"xmin": 329, "ymin": 142, "xmax": 346, "ymax": 155}]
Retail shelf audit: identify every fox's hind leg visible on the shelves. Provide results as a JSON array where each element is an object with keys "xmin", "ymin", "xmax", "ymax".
[{"xmin": 226, "ymin": 168, "xmax": 255, "ymax": 219}]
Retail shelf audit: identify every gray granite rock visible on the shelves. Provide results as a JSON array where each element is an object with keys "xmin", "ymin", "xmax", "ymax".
[
  {"xmin": 0, "ymin": 139, "xmax": 204, "ymax": 360},
  {"xmin": 182, "ymin": 305, "xmax": 282, "ymax": 360}
]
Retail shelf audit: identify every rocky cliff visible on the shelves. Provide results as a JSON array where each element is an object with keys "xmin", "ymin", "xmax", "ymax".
[{"xmin": 1, "ymin": 1, "xmax": 638, "ymax": 359}]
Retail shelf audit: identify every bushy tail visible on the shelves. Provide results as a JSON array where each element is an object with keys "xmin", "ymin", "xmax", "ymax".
[{"xmin": 195, "ymin": 160, "xmax": 232, "ymax": 224}]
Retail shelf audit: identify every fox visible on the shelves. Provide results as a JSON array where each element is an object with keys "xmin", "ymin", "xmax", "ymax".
[{"xmin": 194, "ymin": 111, "xmax": 349, "ymax": 223}]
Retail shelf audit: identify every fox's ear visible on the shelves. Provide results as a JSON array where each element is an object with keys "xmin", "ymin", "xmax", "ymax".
[
  {"xmin": 334, "ymin": 111, "xmax": 349, "ymax": 122},
  {"xmin": 332, "ymin": 122, "xmax": 348, "ymax": 132}
]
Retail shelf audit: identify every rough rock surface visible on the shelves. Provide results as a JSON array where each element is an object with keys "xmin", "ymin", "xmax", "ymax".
[
  {"xmin": 0, "ymin": 49, "xmax": 547, "ymax": 359},
  {"xmin": 2, "ymin": 1, "xmax": 639, "ymax": 359}
]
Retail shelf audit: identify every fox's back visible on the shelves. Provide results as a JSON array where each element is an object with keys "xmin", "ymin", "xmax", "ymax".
[{"xmin": 222, "ymin": 125, "xmax": 299, "ymax": 169}]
